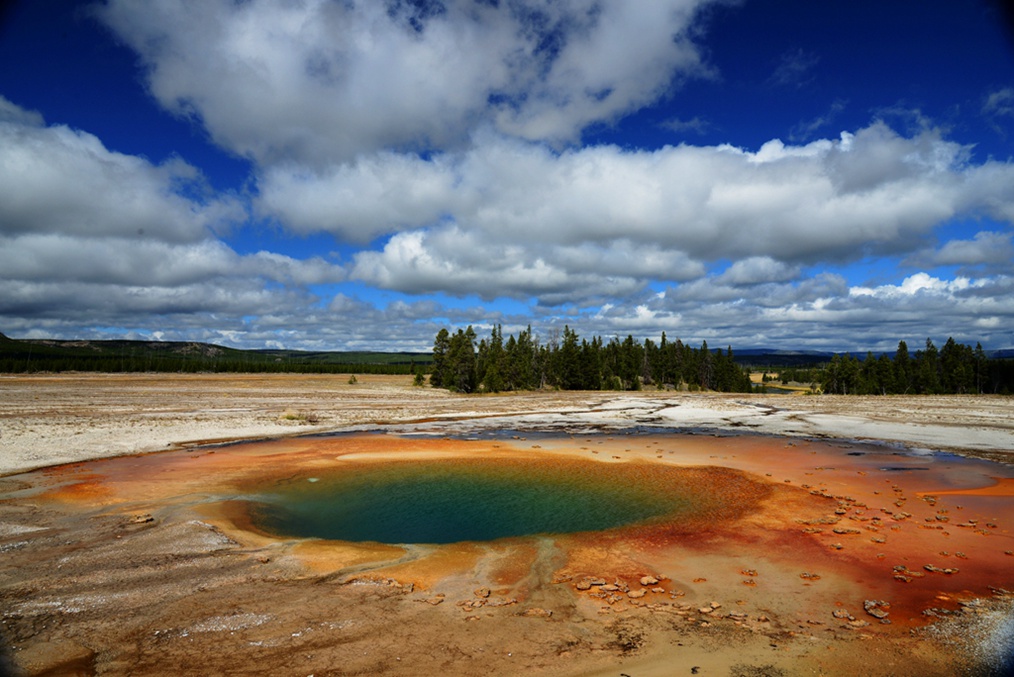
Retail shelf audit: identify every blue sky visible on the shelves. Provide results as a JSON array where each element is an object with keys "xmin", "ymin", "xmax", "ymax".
[{"xmin": 1, "ymin": 0, "xmax": 1013, "ymax": 352}]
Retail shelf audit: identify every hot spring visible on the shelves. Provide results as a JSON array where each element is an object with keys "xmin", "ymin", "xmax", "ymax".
[
  {"xmin": 10, "ymin": 429, "xmax": 1014, "ymax": 676},
  {"xmin": 243, "ymin": 455, "xmax": 762, "ymax": 545}
]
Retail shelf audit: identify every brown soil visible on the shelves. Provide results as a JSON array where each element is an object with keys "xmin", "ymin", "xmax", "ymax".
[{"xmin": 1, "ymin": 374, "xmax": 1013, "ymax": 676}]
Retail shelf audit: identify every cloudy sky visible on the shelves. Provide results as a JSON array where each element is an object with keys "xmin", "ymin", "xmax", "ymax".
[{"xmin": 2, "ymin": 0, "xmax": 1014, "ymax": 352}]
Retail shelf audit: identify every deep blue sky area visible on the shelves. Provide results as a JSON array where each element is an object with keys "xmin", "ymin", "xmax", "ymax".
[
  {"xmin": 1, "ymin": 0, "xmax": 1013, "ymax": 351},
  {"xmin": 1, "ymin": 1, "xmax": 254, "ymax": 190}
]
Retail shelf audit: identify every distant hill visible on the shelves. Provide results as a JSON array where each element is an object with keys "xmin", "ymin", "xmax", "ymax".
[
  {"xmin": 2, "ymin": 332, "xmax": 1011, "ymax": 375},
  {"xmin": 731, "ymin": 348, "xmax": 836, "ymax": 368},
  {"xmin": 732, "ymin": 346, "xmax": 1014, "ymax": 367},
  {"xmin": 0, "ymin": 335, "xmax": 432, "ymax": 374}
]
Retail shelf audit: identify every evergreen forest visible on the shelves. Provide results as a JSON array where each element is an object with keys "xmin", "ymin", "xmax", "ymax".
[
  {"xmin": 430, "ymin": 325, "xmax": 753, "ymax": 393},
  {"xmin": 3, "ymin": 329, "xmax": 1012, "ymax": 395},
  {"xmin": 816, "ymin": 338, "xmax": 1012, "ymax": 395},
  {"xmin": 429, "ymin": 327, "xmax": 1014, "ymax": 395}
]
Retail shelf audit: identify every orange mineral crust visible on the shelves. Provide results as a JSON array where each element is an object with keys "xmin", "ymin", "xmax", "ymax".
[
  {"xmin": 6, "ymin": 431, "xmax": 1014, "ymax": 675},
  {"xmin": 33, "ymin": 433, "xmax": 1014, "ymax": 618}
]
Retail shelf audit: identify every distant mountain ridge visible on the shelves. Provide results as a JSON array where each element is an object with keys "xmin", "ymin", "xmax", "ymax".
[
  {"xmin": 733, "ymin": 347, "xmax": 1014, "ymax": 365},
  {"xmin": 0, "ymin": 334, "xmax": 431, "ymax": 374}
]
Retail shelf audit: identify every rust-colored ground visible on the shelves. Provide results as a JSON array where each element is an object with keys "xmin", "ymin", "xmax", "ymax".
[
  {"xmin": 2, "ymin": 375, "xmax": 1014, "ymax": 675},
  {"xmin": 3, "ymin": 430, "xmax": 1014, "ymax": 676}
]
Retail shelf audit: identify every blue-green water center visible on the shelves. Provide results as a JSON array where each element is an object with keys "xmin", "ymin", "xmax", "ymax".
[{"xmin": 248, "ymin": 458, "xmax": 704, "ymax": 545}]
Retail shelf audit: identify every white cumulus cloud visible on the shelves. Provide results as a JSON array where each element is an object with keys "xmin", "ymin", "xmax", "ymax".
[
  {"xmin": 0, "ymin": 98, "xmax": 345, "ymax": 337},
  {"xmin": 98, "ymin": 0, "xmax": 720, "ymax": 165}
]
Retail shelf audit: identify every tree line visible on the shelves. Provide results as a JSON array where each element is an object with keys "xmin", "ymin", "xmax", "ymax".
[
  {"xmin": 0, "ymin": 334, "xmax": 424, "ymax": 375},
  {"xmin": 0, "ymin": 353, "xmax": 421, "ymax": 375},
  {"xmin": 429, "ymin": 325, "xmax": 753, "ymax": 393},
  {"xmin": 818, "ymin": 338, "xmax": 1012, "ymax": 395}
]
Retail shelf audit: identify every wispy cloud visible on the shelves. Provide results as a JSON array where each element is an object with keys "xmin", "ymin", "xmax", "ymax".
[
  {"xmin": 789, "ymin": 99, "xmax": 847, "ymax": 141},
  {"xmin": 660, "ymin": 115, "xmax": 714, "ymax": 135},
  {"xmin": 767, "ymin": 48, "xmax": 819, "ymax": 88},
  {"xmin": 983, "ymin": 87, "xmax": 1014, "ymax": 136}
]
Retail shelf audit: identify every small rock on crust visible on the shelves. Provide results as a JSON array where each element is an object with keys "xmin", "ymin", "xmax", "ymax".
[
  {"xmin": 520, "ymin": 607, "xmax": 552, "ymax": 618},
  {"xmin": 864, "ymin": 599, "xmax": 890, "ymax": 619}
]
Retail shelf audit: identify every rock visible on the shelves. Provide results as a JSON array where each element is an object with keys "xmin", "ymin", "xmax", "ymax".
[
  {"xmin": 474, "ymin": 587, "xmax": 491, "ymax": 598},
  {"xmin": 425, "ymin": 596, "xmax": 445, "ymax": 606},
  {"xmin": 129, "ymin": 513, "xmax": 154, "ymax": 524},
  {"xmin": 575, "ymin": 580, "xmax": 592, "ymax": 591},
  {"xmin": 601, "ymin": 584, "xmax": 619, "ymax": 592},
  {"xmin": 924, "ymin": 564, "xmax": 959, "ymax": 575},
  {"xmin": 639, "ymin": 575, "xmax": 659, "ymax": 586},
  {"xmin": 520, "ymin": 607, "xmax": 552, "ymax": 618},
  {"xmin": 628, "ymin": 589, "xmax": 646, "ymax": 599},
  {"xmin": 487, "ymin": 597, "xmax": 518, "ymax": 607},
  {"xmin": 864, "ymin": 600, "xmax": 890, "ymax": 619}
]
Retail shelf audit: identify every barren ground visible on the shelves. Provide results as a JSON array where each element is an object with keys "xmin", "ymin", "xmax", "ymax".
[{"xmin": 1, "ymin": 374, "xmax": 1013, "ymax": 676}]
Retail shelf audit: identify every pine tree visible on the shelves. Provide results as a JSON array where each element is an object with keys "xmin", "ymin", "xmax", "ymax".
[
  {"xmin": 893, "ymin": 340, "xmax": 912, "ymax": 393},
  {"xmin": 430, "ymin": 328, "xmax": 450, "ymax": 388}
]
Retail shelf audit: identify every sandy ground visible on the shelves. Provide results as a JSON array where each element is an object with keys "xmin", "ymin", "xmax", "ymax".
[
  {"xmin": 1, "ymin": 374, "xmax": 1014, "ymax": 677},
  {"xmin": 2, "ymin": 373, "xmax": 1013, "ymax": 476}
]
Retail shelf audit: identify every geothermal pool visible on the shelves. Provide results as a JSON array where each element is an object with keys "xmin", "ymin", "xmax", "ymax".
[
  {"xmin": 29, "ymin": 429, "xmax": 1014, "ymax": 618},
  {"xmin": 5, "ymin": 430, "xmax": 1014, "ymax": 675},
  {"xmin": 245, "ymin": 456, "xmax": 765, "ymax": 544}
]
